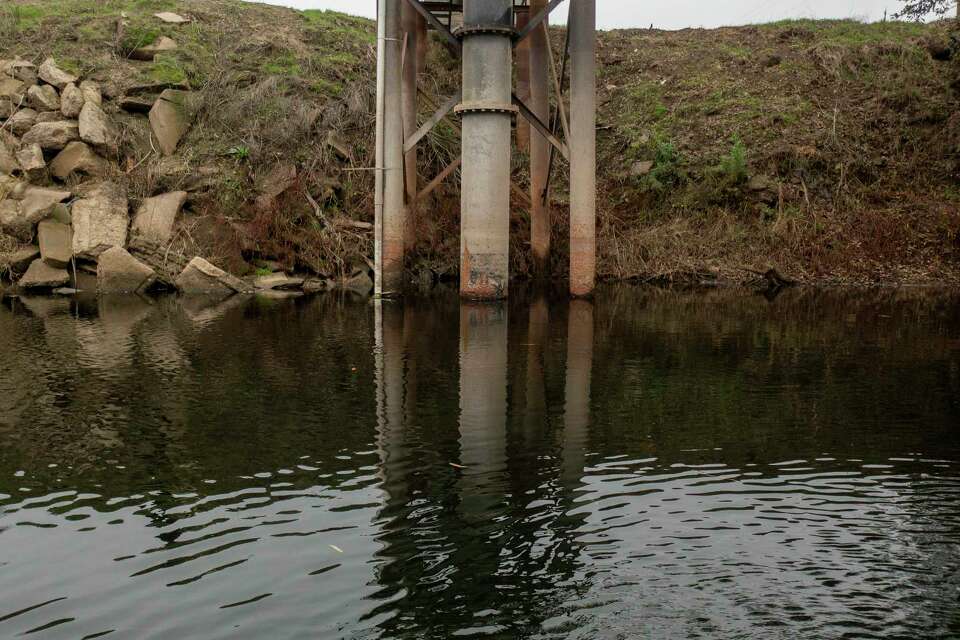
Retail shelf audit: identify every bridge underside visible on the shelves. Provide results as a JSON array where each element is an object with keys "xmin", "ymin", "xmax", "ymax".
[{"xmin": 374, "ymin": 0, "xmax": 596, "ymax": 300}]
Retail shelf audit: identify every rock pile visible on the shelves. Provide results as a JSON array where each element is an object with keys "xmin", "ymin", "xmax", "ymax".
[
  {"xmin": 0, "ymin": 55, "xmax": 275, "ymax": 297},
  {"xmin": 1, "ymin": 47, "xmax": 369, "ymax": 299}
]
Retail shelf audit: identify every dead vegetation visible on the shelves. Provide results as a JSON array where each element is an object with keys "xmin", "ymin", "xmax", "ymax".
[{"xmin": 2, "ymin": 1, "xmax": 958, "ymax": 285}]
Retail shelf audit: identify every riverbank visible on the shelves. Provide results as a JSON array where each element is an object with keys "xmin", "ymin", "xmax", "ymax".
[{"xmin": 1, "ymin": 0, "xmax": 959, "ymax": 294}]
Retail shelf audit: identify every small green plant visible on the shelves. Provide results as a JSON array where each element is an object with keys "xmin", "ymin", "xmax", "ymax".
[
  {"xmin": 254, "ymin": 267, "xmax": 274, "ymax": 277},
  {"xmin": 227, "ymin": 145, "xmax": 251, "ymax": 161},
  {"xmin": 639, "ymin": 139, "xmax": 685, "ymax": 194},
  {"xmin": 120, "ymin": 24, "xmax": 160, "ymax": 54},
  {"xmin": 716, "ymin": 137, "xmax": 749, "ymax": 185}
]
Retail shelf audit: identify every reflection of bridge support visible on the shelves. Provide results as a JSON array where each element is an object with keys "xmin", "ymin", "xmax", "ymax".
[
  {"xmin": 375, "ymin": 0, "xmax": 597, "ymax": 300},
  {"xmin": 563, "ymin": 299, "xmax": 594, "ymax": 484},
  {"xmin": 374, "ymin": 300, "xmax": 410, "ymax": 498},
  {"xmin": 458, "ymin": 303, "xmax": 508, "ymax": 516}
]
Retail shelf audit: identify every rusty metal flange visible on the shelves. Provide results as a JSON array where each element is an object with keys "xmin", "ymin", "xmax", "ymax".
[
  {"xmin": 454, "ymin": 101, "xmax": 519, "ymax": 115},
  {"xmin": 453, "ymin": 24, "xmax": 518, "ymax": 39}
]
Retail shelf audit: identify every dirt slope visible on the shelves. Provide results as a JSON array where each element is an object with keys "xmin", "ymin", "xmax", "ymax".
[{"xmin": 1, "ymin": 0, "xmax": 958, "ymax": 285}]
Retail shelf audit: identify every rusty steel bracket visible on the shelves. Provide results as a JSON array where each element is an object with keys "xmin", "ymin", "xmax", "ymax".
[
  {"xmin": 402, "ymin": 0, "xmax": 461, "ymax": 54},
  {"xmin": 514, "ymin": 0, "xmax": 565, "ymax": 46},
  {"xmin": 512, "ymin": 93, "xmax": 568, "ymax": 161}
]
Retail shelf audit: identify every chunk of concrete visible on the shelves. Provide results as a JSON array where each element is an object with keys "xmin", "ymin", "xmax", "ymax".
[
  {"xmin": 38, "ymin": 59, "xmax": 77, "ymax": 90},
  {"xmin": 149, "ymin": 89, "xmax": 194, "ymax": 156},
  {"xmin": 0, "ymin": 136, "xmax": 18, "ymax": 175},
  {"xmin": 3, "ymin": 245, "xmax": 39, "ymax": 274},
  {"xmin": 130, "ymin": 36, "xmax": 178, "ymax": 61},
  {"xmin": 50, "ymin": 141, "xmax": 110, "ymax": 180},
  {"xmin": 35, "ymin": 111, "xmax": 61, "ymax": 124},
  {"xmin": 18, "ymin": 186, "xmax": 71, "ymax": 226},
  {"xmin": 131, "ymin": 191, "xmax": 187, "ymax": 243},
  {"xmin": 22, "ymin": 121, "xmax": 80, "ymax": 150},
  {"xmin": 60, "ymin": 82, "xmax": 84, "ymax": 118},
  {"xmin": 78, "ymin": 102, "xmax": 118, "ymax": 155},
  {"xmin": 97, "ymin": 246, "xmax": 156, "ymax": 293},
  {"xmin": 0, "ymin": 75, "xmax": 25, "ymax": 104},
  {"xmin": 0, "ymin": 200, "xmax": 28, "ymax": 241},
  {"xmin": 15, "ymin": 143, "xmax": 44, "ymax": 173},
  {"xmin": 254, "ymin": 273, "xmax": 305, "ymax": 290},
  {"xmin": 154, "ymin": 12, "xmax": 191, "ymax": 23},
  {"xmin": 27, "ymin": 84, "xmax": 59, "ymax": 112},
  {"xmin": 175, "ymin": 256, "xmax": 252, "ymax": 294},
  {"xmin": 18, "ymin": 258, "xmax": 69, "ymax": 288},
  {"xmin": 9, "ymin": 60, "xmax": 37, "ymax": 86},
  {"xmin": 79, "ymin": 81, "xmax": 101, "ymax": 107},
  {"xmin": 71, "ymin": 181, "xmax": 128, "ymax": 258},
  {"xmin": 0, "ymin": 97, "xmax": 15, "ymax": 120},
  {"xmin": 37, "ymin": 219, "xmax": 73, "ymax": 267},
  {"xmin": 6, "ymin": 108, "xmax": 37, "ymax": 136}
]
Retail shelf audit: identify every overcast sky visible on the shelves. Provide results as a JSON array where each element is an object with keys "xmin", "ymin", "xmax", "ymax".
[{"xmin": 251, "ymin": 0, "xmax": 936, "ymax": 29}]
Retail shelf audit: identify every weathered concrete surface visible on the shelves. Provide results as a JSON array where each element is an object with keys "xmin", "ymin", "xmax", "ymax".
[
  {"xmin": 38, "ymin": 59, "xmax": 77, "ymax": 89},
  {"xmin": 149, "ymin": 89, "xmax": 194, "ymax": 156},
  {"xmin": 19, "ymin": 259, "xmax": 69, "ymax": 288},
  {"xmin": 22, "ymin": 121, "xmax": 80, "ymax": 150},
  {"xmin": 60, "ymin": 82, "xmax": 84, "ymax": 118},
  {"xmin": 78, "ymin": 102, "xmax": 118, "ymax": 155},
  {"xmin": 27, "ymin": 84, "xmax": 60, "ymax": 112},
  {"xmin": 15, "ymin": 143, "xmax": 45, "ymax": 173},
  {"xmin": 254, "ymin": 273, "xmax": 305, "ymax": 290},
  {"xmin": 50, "ymin": 141, "xmax": 110, "ymax": 179},
  {"xmin": 4, "ymin": 245, "xmax": 39, "ymax": 274},
  {"xmin": 71, "ymin": 181, "xmax": 128, "ymax": 258},
  {"xmin": 6, "ymin": 108, "xmax": 37, "ymax": 136},
  {"xmin": 79, "ymin": 81, "xmax": 102, "ymax": 107},
  {"xmin": 130, "ymin": 36, "xmax": 178, "ymax": 61},
  {"xmin": 0, "ymin": 135, "xmax": 18, "ymax": 174},
  {"xmin": 175, "ymin": 256, "xmax": 253, "ymax": 294},
  {"xmin": 37, "ymin": 219, "xmax": 73, "ymax": 267},
  {"xmin": 131, "ymin": 191, "xmax": 187, "ymax": 243},
  {"xmin": 97, "ymin": 246, "xmax": 156, "ymax": 293}
]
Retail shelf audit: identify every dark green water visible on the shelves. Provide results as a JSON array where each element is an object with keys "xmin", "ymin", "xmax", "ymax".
[{"xmin": 1, "ymin": 287, "xmax": 959, "ymax": 639}]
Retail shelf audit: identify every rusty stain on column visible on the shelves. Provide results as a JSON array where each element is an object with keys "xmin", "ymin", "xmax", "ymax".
[
  {"xmin": 515, "ymin": 10, "xmax": 531, "ymax": 153},
  {"xmin": 458, "ymin": 0, "xmax": 515, "ymax": 300},
  {"xmin": 401, "ymin": 1, "xmax": 421, "ymax": 254},
  {"xmin": 376, "ymin": 0, "xmax": 406, "ymax": 297},
  {"xmin": 569, "ymin": 0, "xmax": 597, "ymax": 297},
  {"xmin": 528, "ymin": 0, "xmax": 550, "ymax": 277}
]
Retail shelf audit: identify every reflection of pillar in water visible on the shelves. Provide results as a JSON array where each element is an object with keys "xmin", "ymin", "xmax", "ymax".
[
  {"xmin": 458, "ymin": 303, "xmax": 509, "ymax": 517},
  {"xmin": 523, "ymin": 296, "xmax": 549, "ymax": 438},
  {"xmin": 562, "ymin": 299, "xmax": 594, "ymax": 485},
  {"xmin": 375, "ymin": 300, "xmax": 410, "ymax": 499},
  {"xmin": 401, "ymin": 303, "xmax": 418, "ymax": 425}
]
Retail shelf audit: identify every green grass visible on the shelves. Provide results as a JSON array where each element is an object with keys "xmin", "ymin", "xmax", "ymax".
[
  {"xmin": 150, "ymin": 54, "xmax": 187, "ymax": 83},
  {"xmin": 761, "ymin": 18, "xmax": 927, "ymax": 45}
]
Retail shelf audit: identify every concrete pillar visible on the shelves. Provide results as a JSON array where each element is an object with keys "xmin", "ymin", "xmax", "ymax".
[
  {"xmin": 523, "ymin": 295, "xmax": 548, "ymax": 439},
  {"xmin": 401, "ymin": 2, "xmax": 421, "ymax": 254},
  {"xmin": 458, "ymin": 303, "xmax": 508, "ymax": 517},
  {"xmin": 568, "ymin": 0, "xmax": 596, "ymax": 298},
  {"xmin": 515, "ymin": 10, "xmax": 531, "ymax": 153},
  {"xmin": 458, "ymin": 0, "xmax": 515, "ymax": 300},
  {"xmin": 562, "ymin": 299, "xmax": 593, "ymax": 486},
  {"xmin": 528, "ymin": 0, "xmax": 551, "ymax": 277},
  {"xmin": 375, "ymin": 0, "xmax": 405, "ymax": 297}
]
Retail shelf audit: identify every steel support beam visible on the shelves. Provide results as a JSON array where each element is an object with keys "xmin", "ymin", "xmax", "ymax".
[
  {"xmin": 402, "ymin": 0, "xmax": 461, "ymax": 53},
  {"xmin": 404, "ymin": 91, "xmax": 461, "ymax": 154},
  {"xmin": 515, "ymin": 9, "xmax": 531, "ymax": 153},
  {"xmin": 459, "ymin": 0, "xmax": 514, "ymax": 300},
  {"xmin": 528, "ymin": 1, "xmax": 551, "ymax": 277},
  {"xmin": 569, "ymin": 0, "xmax": 596, "ymax": 298},
  {"xmin": 401, "ymin": 1, "xmax": 421, "ymax": 253},
  {"xmin": 514, "ymin": 0, "xmax": 564, "ymax": 44},
  {"xmin": 375, "ymin": 0, "xmax": 406, "ymax": 297}
]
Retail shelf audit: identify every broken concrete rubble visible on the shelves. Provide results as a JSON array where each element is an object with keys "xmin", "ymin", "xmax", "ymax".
[
  {"xmin": 175, "ymin": 257, "xmax": 253, "ymax": 295},
  {"xmin": 97, "ymin": 246, "xmax": 156, "ymax": 293},
  {"xmin": 71, "ymin": 181, "xmax": 128, "ymax": 258}
]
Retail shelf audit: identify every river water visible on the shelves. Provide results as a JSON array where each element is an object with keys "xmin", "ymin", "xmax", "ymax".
[{"xmin": 1, "ymin": 287, "xmax": 959, "ymax": 639}]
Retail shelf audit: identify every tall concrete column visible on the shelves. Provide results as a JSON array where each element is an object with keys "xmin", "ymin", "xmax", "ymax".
[
  {"xmin": 401, "ymin": 2, "xmax": 421, "ymax": 254},
  {"xmin": 458, "ymin": 0, "xmax": 515, "ymax": 300},
  {"xmin": 515, "ymin": 10, "xmax": 531, "ymax": 153},
  {"xmin": 375, "ymin": 0, "xmax": 405, "ymax": 297},
  {"xmin": 568, "ymin": 0, "xmax": 597, "ymax": 298},
  {"xmin": 374, "ymin": 300, "xmax": 409, "ymax": 497},
  {"xmin": 528, "ymin": 0, "xmax": 551, "ymax": 277}
]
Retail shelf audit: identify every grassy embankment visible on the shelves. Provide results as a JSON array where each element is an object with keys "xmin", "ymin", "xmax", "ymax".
[{"xmin": 1, "ymin": 0, "xmax": 958, "ymax": 284}]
